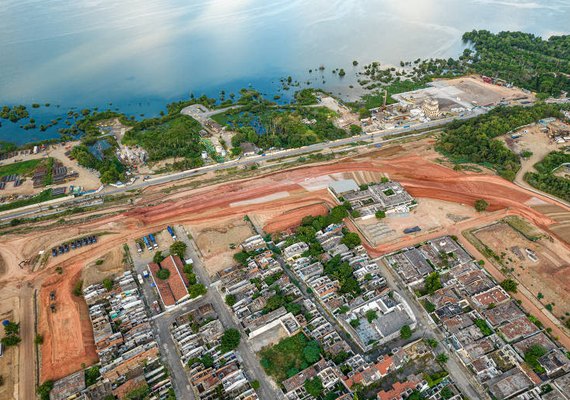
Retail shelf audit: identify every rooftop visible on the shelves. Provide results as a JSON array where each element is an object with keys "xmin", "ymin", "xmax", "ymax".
[{"xmin": 148, "ymin": 255, "xmax": 189, "ymax": 307}]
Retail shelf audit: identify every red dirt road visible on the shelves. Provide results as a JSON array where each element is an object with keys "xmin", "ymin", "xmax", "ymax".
[{"xmin": 2, "ymin": 146, "xmax": 569, "ymax": 383}]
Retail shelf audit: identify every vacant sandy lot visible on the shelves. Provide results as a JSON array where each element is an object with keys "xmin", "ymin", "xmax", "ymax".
[
  {"xmin": 474, "ymin": 222, "xmax": 570, "ymax": 321},
  {"xmin": 358, "ymin": 198, "xmax": 477, "ymax": 246},
  {"xmin": 188, "ymin": 218, "xmax": 255, "ymax": 276},
  {"xmin": 81, "ymin": 246, "xmax": 126, "ymax": 287}
]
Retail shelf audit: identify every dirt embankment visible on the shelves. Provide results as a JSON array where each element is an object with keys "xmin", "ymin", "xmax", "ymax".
[{"xmin": 1, "ymin": 140, "xmax": 569, "ymax": 384}]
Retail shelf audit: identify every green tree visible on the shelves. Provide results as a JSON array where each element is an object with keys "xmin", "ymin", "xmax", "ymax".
[
  {"xmin": 375, "ymin": 210, "xmax": 386, "ymax": 219},
  {"xmin": 251, "ymin": 380, "xmax": 260, "ymax": 390},
  {"xmin": 233, "ymin": 251, "xmax": 251, "ymax": 265},
  {"xmin": 365, "ymin": 309, "xmax": 378, "ymax": 323},
  {"xmin": 220, "ymin": 328, "xmax": 241, "ymax": 353},
  {"xmin": 3, "ymin": 322, "xmax": 19, "ymax": 336},
  {"xmin": 350, "ymin": 124, "xmax": 363, "ymax": 135},
  {"xmin": 341, "ymin": 232, "xmax": 361, "ymax": 249},
  {"xmin": 37, "ymin": 381, "xmax": 54, "ymax": 400},
  {"xmin": 440, "ymin": 387, "xmax": 454, "ymax": 400},
  {"xmin": 303, "ymin": 341, "xmax": 321, "ymax": 364},
  {"xmin": 84, "ymin": 366, "xmax": 100, "ymax": 386},
  {"xmin": 423, "ymin": 272, "xmax": 442, "ymax": 294},
  {"xmin": 189, "ymin": 284, "xmax": 207, "ymax": 298},
  {"xmin": 170, "ymin": 241, "xmax": 187, "ymax": 259},
  {"xmin": 424, "ymin": 338, "xmax": 438, "ymax": 348},
  {"xmin": 500, "ymin": 278, "xmax": 518, "ymax": 293},
  {"xmin": 102, "ymin": 278, "xmax": 113, "ymax": 291},
  {"xmin": 350, "ymin": 318, "xmax": 360, "ymax": 328},
  {"xmin": 225, "ymin": 294, "xmax": 237, "ymax": 307},
  {"xmin": 156, "ymin": 268, "xmax": 170, "ymax": 280},
  {"xmin": 153, "ymin": 250, "xmax": 164, "ymax": 264},
  {"xmin": 1, "ymin": 335, "xmax": 21, "ymax": 347},
  {"xmin": 200, "ymin": 354, "xmax": 214, "ymax": 368},
  {"xmin": 400, "ymin": 325, "xmax": 412, "ymax": 340},
  {"xmin": 436, "ymin": 353, "xmax": 449, "ymax": 364},
  {"xmin": 304, "ymin": 376, "xmax": 324, "ymax": 398},
  {"xmin": 474, "ymin": 199, "xmax": 489, "ymax": 212},
  {"xmin": 524, "ymin": 344, "xmax": 547, "ymax": 373}
]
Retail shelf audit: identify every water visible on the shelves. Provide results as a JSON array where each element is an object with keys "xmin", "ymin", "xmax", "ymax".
[{"xmin": 1, "ymin": 0, "xmax": 569, "ymax": 145}]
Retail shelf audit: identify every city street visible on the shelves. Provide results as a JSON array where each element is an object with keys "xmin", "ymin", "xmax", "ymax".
[{"xmin": 372, "ymin": 256, "xmax": 490, "ymax": 400}]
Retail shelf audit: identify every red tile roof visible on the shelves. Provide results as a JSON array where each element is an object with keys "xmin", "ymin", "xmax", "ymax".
[
  {"xmin": 149, "ymin": 256, "xmax": 189, "ymax": 307},
  {"xmin": 377, "ymin": 377, "xmax": 420, "ymax": 400}
]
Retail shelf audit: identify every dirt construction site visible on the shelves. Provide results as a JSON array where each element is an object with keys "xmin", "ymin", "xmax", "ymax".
[
  {"xmin": 472, "ymin": 220, "xmax": 570, "ymax": 323},
  {"xmin": 0, "ymin": 135, "xmax": 569, "ymax": 399}
]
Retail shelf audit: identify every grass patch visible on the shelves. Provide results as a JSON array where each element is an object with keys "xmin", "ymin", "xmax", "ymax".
[
  {"xmin": 259, "ymin": 333, "xmax": 321, "ymax": 383},
  {"xmin": 0, "ymin": 159, "xmax": 42, "ymax": 178}
]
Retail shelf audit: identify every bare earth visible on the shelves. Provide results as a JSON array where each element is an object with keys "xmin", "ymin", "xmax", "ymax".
[
  {"xmin": 0, "ymin": 136, "xmax": 569, "ymax": 393},
  {"xmin": 474, "ymin": 222, "xmax": 570, "ymax": 322},
  {"xmin": 189, "ymin": 218, "xmax": 255, "ymax": 277}
]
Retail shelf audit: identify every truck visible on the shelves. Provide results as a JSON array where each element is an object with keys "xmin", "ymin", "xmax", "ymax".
[
  {"xmin": 143, "ymin": 236, "xmax": 152, "ymax": 251},
  {"xmin": 137, "ymin": 274, "xmax": 144, "ymax": 285},
  {"xmin": 143, "ymin": 270, "xmax": 150, "ymax": 279},
  {"xmin": 149, "ymin": 233, "xmax": 158, "ymax": 249},
  {"xmin": 403, "ymin": 226, "xmax": 421, "ymax": 234},
  {"xmin": 167, "ymin": 226, "xmax": 177, "ymax": 240},
  {"xmin": 135, "ymin": 241, "xmax": 143, "ymax": 253}
]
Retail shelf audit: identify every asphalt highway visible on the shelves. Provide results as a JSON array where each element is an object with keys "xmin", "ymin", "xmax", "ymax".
[{"xmin": 0, "ymin": 109, "xmax": 486, "ymax": 222}]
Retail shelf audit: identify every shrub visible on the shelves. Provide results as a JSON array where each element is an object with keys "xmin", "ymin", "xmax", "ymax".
[
  {"xmin": 500, "ymin": 278, "xmax": 518, "ymax": 293},
  {"xmin": 400, "ymin": 325, "xmax": 412, "ymax": 340},
  {"xmin": 375, "ymin": 210, "xmax": 386, "ymax": 219},
  {"xmin": 436, "ymin": 353, "xmax": 449, "ymax": 364},
  {"xmin": 72, "ymin": 280, "xmax": 83, "ymax": 296},
  {"xmin": 35, "ymin": 334, "xmax": 44, "ymax": 345},
  {"xmin": 474, "ymin": 199, "xmax": 489, "ymax": 212}
]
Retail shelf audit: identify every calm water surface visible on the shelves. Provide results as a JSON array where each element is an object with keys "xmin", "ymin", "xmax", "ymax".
[{"xmin": 1, "ymin": 0, "xmax": 569, "ymax": 144}]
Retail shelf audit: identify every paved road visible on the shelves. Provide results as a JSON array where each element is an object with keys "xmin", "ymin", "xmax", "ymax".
[
  {"xmin": 373, "ymin": 256, "xmax": 489, "ymax": 400},
  {"xmin": 245, "ymin": 218, "xmax": 367, "ymax": 356},
  {"xmin": 172, "ymin": 225, "xmax": 284, "ymax": 400},
  {"xmin": 0, "ymin": 110, "xmax": 486, "ymax": 222},
  {"xmin": 131, "ymin": 247, "xmax": 195, "ymax": 400}
]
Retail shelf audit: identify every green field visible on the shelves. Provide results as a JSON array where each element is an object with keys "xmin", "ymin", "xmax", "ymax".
[{"xmin": 0, "ymin": 159, "xmax": 43, "ymax": 178}]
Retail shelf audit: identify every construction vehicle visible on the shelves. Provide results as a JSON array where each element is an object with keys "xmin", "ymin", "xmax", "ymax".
[
  {"xmin": 143, "ymin": 236, "xmax": 152, "ymax": 251},
  {"xmin": 50, "ymin": 304, "xmax": 56, "ymax": 313},
  {"xmin": 149, "ymin": 233, "xmax": 158, "ymax": 249},
  {"xmin": 49, "ymin": 291, "xmax": 56, "ymax": 301}
]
